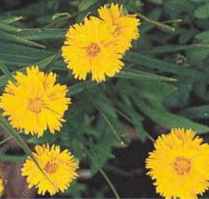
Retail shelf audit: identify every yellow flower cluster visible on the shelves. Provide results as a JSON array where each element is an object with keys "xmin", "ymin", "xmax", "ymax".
[
  {"xmin": 146, "ymin": 128, "xmax": 209, "ymax": 199},
  {"xmin": 0, "ymin": 66, "xmax": 78, "ymax": 196},
  {"xmin": 1, "ymin": 3, "xmax": 208, "ymax": 199},
  {"xmin": 62, "ymin": 3, "xmax": 140, "ymax": 82},
  {"xmin": 0, "ymin": 2, "xmax": 140, "ymax": 197}
]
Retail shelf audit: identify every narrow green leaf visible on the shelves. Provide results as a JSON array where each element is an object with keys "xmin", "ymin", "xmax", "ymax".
[
  {"xmin": 0, "ymin": 62, "xmax": 15, "ymax": 82},
  {"xmin": 70, "ymin": 81, "xmax": 96, "ymax": 96},
  {"xmin": 125, "ymin": 52, "xmax": 202, "ymax": 76},
  {"xmin": 180, "ymin": 105, "xmax": 209, "ymax": 120},
  {"xmin": 0, "ymin": 16, "xmax": 23, "ymax": 24},
  {"xmin": 0, "ymin": 153, "xmax": 26, "ymax": 163},
  {"xmin": 146, "ymin": 44, "xmax": 209, "ymax": 54},
  {"xmin": 117, "ymin": 70, "xmax": 176, "ymax": 82},
  {"xmin": 0, "ymin": 22, "xmax": 22, "ymax": 33},
  {"xmin": 0, "ymin": 30, "xmax": 45, "ymax": 48},
  {"xmin": 19, "ymin": 28, "xmax": 65, "ymax": 41},
  {"xmin": 0, "ymin": 41, "xmax": 53, "ymax": 66},
  {"xmin": 134, "ymin": 98, "xmax": 209, "ymax": 134},
  {"xmin": 37, "ymin": 54, "xmax": 58, "ymax": 69},
  {"xmin": 78, "ymin": 0, "xmax": 97, "ymax": 11}
]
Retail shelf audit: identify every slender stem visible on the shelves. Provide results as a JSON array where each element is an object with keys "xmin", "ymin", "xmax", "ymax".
[
  {"xmin": 100, "ymin": 111, "xmax": 126, "ymax": 146},
  {"xmin": 147, "ymin": 134, "xmax": 155, "ymax": 142},
  {"xmin": 99, "ymin": 169, "xmax": 120, "ymax": 199},
  {"xmin": 116, "ymin": 109, "xmax": 155, "ymax": 143},
  {"xmin": 163, "ymin": 19, "xmax": 183, "ymax": 24},
  {"xmin": 138, "ymin": 12, "xmax": 175, "ymax": 32},
  {"xmin": 0, "ymin": 135, "xmax": 13, "ymax": 146}
]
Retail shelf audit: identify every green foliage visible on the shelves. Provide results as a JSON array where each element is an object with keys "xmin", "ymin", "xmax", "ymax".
[{"xmin": 1, "ymin": 0, "xmax": 209, "ymax": 197}]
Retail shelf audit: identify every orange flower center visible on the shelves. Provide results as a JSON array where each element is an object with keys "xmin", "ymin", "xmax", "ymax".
[
  {"xmin": 44, "ymin": 161, "xmax": 58, "ymax": 174},
  {"xmin": 173, "ymin": 157, "xmax": 191, "ymax": 175},
  {"xmin": 28, "ymin": 97, "xmax": 43, "ymax": 113},
  {"xmin": 86, "ymin": 43, "xmax": 100, "ymax": 57}
]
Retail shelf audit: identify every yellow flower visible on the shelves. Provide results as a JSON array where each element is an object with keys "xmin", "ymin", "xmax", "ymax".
[
  {"xmin": 22, "ymin": 144, "xmax": 78, "ymax": 196},
  {"xmin": 0, "ymin": 177, "xmax": 4, "ymax": 196},
  {"xmin": 62, "ymin": 17, "xmax": 124, "ymax": 82},
  {"xmin": 98, "ymin": 3, "xmax": 140, "ymax": 53},
  {"xmin": 0, "ymin": 66, "xmax": 70, "ymax": 137},
  {"xmin": 146, "ymin": 128, "xmax": 209, "ymax": 199}
]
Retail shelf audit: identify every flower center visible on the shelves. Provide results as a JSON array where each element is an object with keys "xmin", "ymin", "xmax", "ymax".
[
  {"xmin": 28, "ymin": 97, "xmax": 43, "ymax": 113},
  {"xmin": 86, "ymin": 43, "xmax": 100, "ymax": 57},
  {"xmin": 44, "ymin": 161, "xmax": 58, "ymax": 174},
  {"xmin": 173, "ymin": 157, "xmax": 191, "ymax": 175}
]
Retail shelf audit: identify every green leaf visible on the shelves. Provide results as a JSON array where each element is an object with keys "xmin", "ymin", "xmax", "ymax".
[
  {"xmin": 37, "ymin": 54, "xmax": 58, "ymax": 69},
  {"xmin": 134, "ymin": 98, "xmax": 209, "ymax": 134},
  {"xmin": 117, "ymin": 98, "xmax": 149, "ymax": 142},
  {"xmin": 194, "ymin": 3, "xmax": 209, "ymax": 19},
  {"xmin": 195, "ymin": 31, "xmax": 209, "ymax": 43},
  {"xmin": 117, "ymin": 69, "xmax": 176, "ymax": 82},
  {"xmin": 148, "ymin": 0, "xmax": 162, "ymax": 4},
  {"xmin": 86, "ymin": 131, "xmax": 115, "ymax": 174},
  {"xmin": 0, "ymin": 16, "xmax": 23, "ymax": 24},
  {"xmin": 0, "ymin": 22, "xmax": 22, "ymax": 33},
  {"xmin": 0, "ymin": 41, "xmax": 53, "ymax": 66},
  {"xmin": 70, "ymin": 81, "xmax": 96, "ymax": 96},
  {"xmin": 186, "ymin": 48, "xmax": 209, "ymax": 64},
  {"xmin": 180, "ymin": 105, "xmax": 209, "ymax": 120},
  {"xmin": 78, "ymin": 0, "xmax": 97, "ymax": 11},
  {"xmin": 0, "ymin": 30, "xmax": 45, "ymax": 48},
  {"xmin": 0, "ymin": 154, "xmax": 25, "ymax": 163},
  {"xmin": 125, "ymin": 52, "xmax": 203, "ymax": 77},
  {"xmin": 0, "ymin": 62, "xmax": 15, "ymax": 82},
  {"xmin": 18, "ymin": 28, "xmax": 65, "ymax": 41}
]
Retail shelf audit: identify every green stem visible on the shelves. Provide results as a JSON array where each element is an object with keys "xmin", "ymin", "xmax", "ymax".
[
  {"xmin": 138, "ymin": 12, "xmax": 175, "ymax": 32},
  {"xmin": 0, "ymin": 135, "xmax": 13, "ymax": 146},
  {"xmin": 163, "ymin": 19, "xmax": 183, "ymax": 24},
  {"xmin": 99, "ymin": 169, "xmax": 120, "ymax": 199},
  {"xmin": 100, "ymin": 110, "xmax": 126, "ymax": 146}
]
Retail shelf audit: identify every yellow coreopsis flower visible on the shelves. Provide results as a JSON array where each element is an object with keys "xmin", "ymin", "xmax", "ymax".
[
  {"xmin": 98, "ymin": 3, "xmax": 140, "ymax": 53},
  {"xmin": 22, "ymin": 144, "xmax": 78, "ymax": 196},
  {"xmin": 62, "ymin": 17, "xmax": 124, "ymax": 82},
  {"xmin": 146, "ymin": 128, "xmax": 209, "ymax": 199},
  {"xmin": 0, "ymin": 66, "xmax": 70, "ymax": 137},
  {"xmin": 0, "ymin": 177, "xmax": 4, "ymax": 196}
]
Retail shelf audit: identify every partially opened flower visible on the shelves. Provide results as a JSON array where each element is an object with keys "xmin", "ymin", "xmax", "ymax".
[
  {"xmin": 98, "ymin": 3, "xmax": 140, "ymax": 53},
  {"xmin": 62, "ymin": 17, "xmax": 124, "ymax": 82},
  {"xmin": 0, "ymin": 66, "xmax": 70, "ymax": 136},
  {"xmin": 146, "ymin": 128, "xmax": 209, "ymax": 199},
  {"xmin": 22, "ymin": 144, "xmax": 78, "ymax": 196}
]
